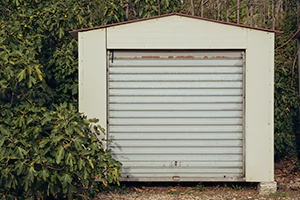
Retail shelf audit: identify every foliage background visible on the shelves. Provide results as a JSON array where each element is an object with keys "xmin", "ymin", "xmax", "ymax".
[{"xmin": 0, "ymin": 0, "xmax": 300, "ymax": 198}]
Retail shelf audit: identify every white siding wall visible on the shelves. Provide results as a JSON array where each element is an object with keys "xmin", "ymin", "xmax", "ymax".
[
  {"xmin": 245, "ymin": 30, "xmax": 274, "ymax": 182},
  {"xmin": 107, "ymin": 16, "xmax": 247, "ymax": 49},
  {"xmin": 78, "ymin": 29, "xmax": 107, "ymax": 128},
  {"xmin": 79, "ymin": 15, "xmax": 275, "ymax": 182}
]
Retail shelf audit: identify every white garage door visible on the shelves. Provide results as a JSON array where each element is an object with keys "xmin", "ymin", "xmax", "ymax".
[{"xmin": 108, "ymin": 50, "xmax": 245, "ymax": 181}]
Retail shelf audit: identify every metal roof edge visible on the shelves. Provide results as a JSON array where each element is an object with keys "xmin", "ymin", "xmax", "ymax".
[{"xmin": 69, "ymin": 12, "xmax": 283, "ymax": 38}]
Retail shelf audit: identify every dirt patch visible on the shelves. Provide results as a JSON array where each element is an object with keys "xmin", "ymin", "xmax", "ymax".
[
  {"xmin": 96, "ymin": 158, "xmax": 300, "ymax": 200},
  {"xmin": 275, "ymin": 157, "xmax": 300, "ymax": 191}
]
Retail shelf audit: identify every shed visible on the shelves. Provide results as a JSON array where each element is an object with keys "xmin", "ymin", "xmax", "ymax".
[{"xmin": 70, "ymin": 13, "xmax": 280, "ymax": 186}]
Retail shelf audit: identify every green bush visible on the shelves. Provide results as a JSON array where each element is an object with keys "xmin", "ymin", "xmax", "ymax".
[
  {"xmin": 274, "ymin": 11, "xmax": 300, "ymax": 160},
  {"xmin": 0, "ymin": 1, "xmax": 125, "ymax": 199},
  {"xmin": 0, "ymin": 103, "xmax": 121, "ymax": 199}
]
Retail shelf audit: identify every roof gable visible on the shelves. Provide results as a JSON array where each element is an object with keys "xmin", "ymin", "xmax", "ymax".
[{"xmin": 70, "ymin": 13, "xmax": 282, "ymax": 38}]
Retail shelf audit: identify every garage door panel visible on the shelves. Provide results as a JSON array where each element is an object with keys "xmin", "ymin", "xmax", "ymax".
[
  {"xmin": 110, "ymin": 89, "xmax": 243, "ymax": 96},
  {"xmin": 110, "ymin": 147, "xmax": 243, "ymax": 154},
  {"xmin": 111, "ymin": 140, "xmax": 243, "ymax": 147},
  {"xmin": 110, "ymin": 59, "xmax": 243, "ymax": 67},
  {"xmin": 110, "ymin": 96, "xmax": 243, "ymax": 103},
  {"xmin": 110, "ymin": 118, "xmax": 242, "ymax": 125},
  {"xmin": 109, "ymin": 125, "xmax": 243, "ymax": 133},
  {"xmin": 109, "ymin": 81, "xmax": 242, "ymax": 89},
  {"xmin": 109, "ymin": 132, "xmax": 243, "ymax": 140},
  {"xmin": 108, "ymin": 50, "xmax": 244, "ymax": 181},
  {"xmin": 119, "ymin": 161, "xmax": 243, "ymax": 167},
  {"xmin": 110, "ymin": 110, "xmax": 243, "ymax": 118},
  {"xmin": 110, "ymin": 66, "xmax": 243, "ymax": 74},
  {"xmin": 122, "ymin": 168, "xmax": 243, "ymax": 174},
  {"xmin": 109, "ymin": 103, "xmax": 242, "ymax": 111},
  {"xmin": 115, "ymin": 154, "xmax": 243, "ymax": 161},
  {"xmin": 109, "ymin": 74, "xmax": 243, "ymax": 81},
  {"xmin": 120, "ymin": 176, "xmax": 243, "ymax": 182}
]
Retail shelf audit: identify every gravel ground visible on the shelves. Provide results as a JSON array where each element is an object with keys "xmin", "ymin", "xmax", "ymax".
[
  {"xmin": 96, "ymin": 158, "xmax": 300, "ymax": 200},
  {"xmin": 96, "ymin": 185, "xmax": 300, "ymax": 200}
]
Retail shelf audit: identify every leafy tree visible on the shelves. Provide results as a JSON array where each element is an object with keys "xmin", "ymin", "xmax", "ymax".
[
  {"xmin": 133, "ymin": 0, "xmax": 183, "ymax": 18},
  {"xmin": 0, "ymin": 0, "xmax": 121, "ymax": 199},
  {"xmin": 274, "ymin": 9, "xmax": 300, "ymax": 160}
]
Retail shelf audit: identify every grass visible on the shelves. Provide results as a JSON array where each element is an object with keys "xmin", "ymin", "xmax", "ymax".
[{"xmin": 268, "ymin": 191, "xmax": 288, "ymax": 198}]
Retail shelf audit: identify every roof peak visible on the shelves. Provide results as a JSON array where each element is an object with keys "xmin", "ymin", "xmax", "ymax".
[{"xmin": 70, "ymin": 12, "xmax": 283, "ymax": 38}]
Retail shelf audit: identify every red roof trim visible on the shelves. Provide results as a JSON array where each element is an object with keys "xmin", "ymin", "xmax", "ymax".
[
  {"xmin": 292, "ymin": 29, "xmax": 300, "ymax": 39},
  {"xmin": 69, "ymin": 12, "xmax": 283, "ymax": 37}
]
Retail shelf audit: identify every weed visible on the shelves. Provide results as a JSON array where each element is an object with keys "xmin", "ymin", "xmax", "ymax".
[
  {"xmin": 167, "ymin": 188, "xmax": 180, "ymax": 195},
  {"xmin": 184, "ymin": 190, "xmax": 192, "ymax": 195},
  {"xmin": 251, "ymin": 186, "xmax": 257, "ymax": 190},
  {"xmin": 194, "ymin": 183, "xmax": 205, "ymax": 191},
  {"xmin": 231, "ymin": 184, "xmax": 243, "ymax": 191}
]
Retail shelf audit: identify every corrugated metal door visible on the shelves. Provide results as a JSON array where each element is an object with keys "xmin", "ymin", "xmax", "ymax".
[{"xmin": 108, "ymin": 51, "xmax": 244, "ymax": 182}]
